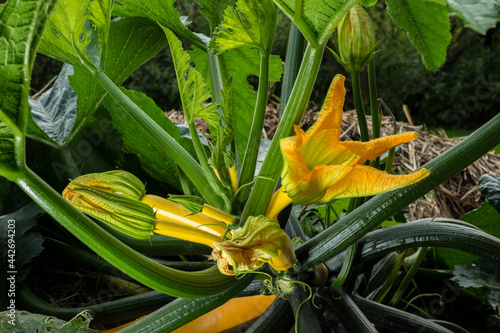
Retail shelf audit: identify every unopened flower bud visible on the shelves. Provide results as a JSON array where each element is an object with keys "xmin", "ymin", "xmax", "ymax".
[
  {"xmin": 63, "ymin": 170, "xmax": 145, "ymax": 201},
  {"xmin": 63, "ymin": 172, "xmax": 154, "ymax": 239},
  {"xmin": 336, "ymin": 4, "xmax": 377, "ymax": 73}
]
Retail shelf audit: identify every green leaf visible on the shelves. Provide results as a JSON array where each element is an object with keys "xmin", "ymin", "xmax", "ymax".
[
  {"xmin": 452, "ymin": 259, "xmax": 500, "ymax": 290},
  {"xmin": 452, "ymin": 259, "xmax": 500, "ymax": 312},
  {"xmin": 0, "ymin": 310, "xmax": 98, "ymax": 333},
  {"xmin": 44, "ymin": 18, "xmax": 168, "ymax": 145},
  {"xmin": 359, "ymin": 0, "xmax": 378, "ymax": 6},
  {"xmin": 479, "ymin": 174, "xmax": 500, "ymax": 212},
  {"xmin": 0, "ymin": 0, "xmax": 56, "ymax": 126},
  {"xmin": 28, "ymin": 64, "xmax": 76, "ymax": 144},
  {"xmin": 112, "ymin": 0, "xmax": 207, "ymax": 51},
  {"xmin": 211, "ymin": 0, "xmax": 278, "ymax": 54},
  {"xmin": 212, "ymin": 79, "xmax": 236, "ymax": 168},
  {"xmin": 0, "ymin": 122, "xmax": 14, "ymax": 164},
  {"xmin": 273, "ymin": 0, "xmax": 353, "ymax": 46},
  {"xmin": 195, "ymin": 0, "xmax": 235, "ymax": 28},
  {"xmin": 447, "ymin": 0, "xmax": 500, "ymax": 35},
  {"xmin": 436, "ymin": 202, "xmax": 500, "ymax": 268},
  {"xmin": 163, "ymin": 27, "xmax": 219, "ymax": 127},
  {"xmin": 38, "ymin": 0, "xmax": 112, "ymax": 68},
  {"xmin": 163, "ymin": 26, "xmax": 235, "ymax": 171},
  {"xmin": 386, "ymin": 0, "xmax": 452, "ymax": 70},
  {"xmin": 104, "ymin": 88, "xmax": 185, "ymax": 189},
  {"xmin": 0, "ymin": 203, "xmax": 45, "ymax": 306},
  {"xmin": 189, "ymin": 47, "xmax": 282, "ymax": 162}
]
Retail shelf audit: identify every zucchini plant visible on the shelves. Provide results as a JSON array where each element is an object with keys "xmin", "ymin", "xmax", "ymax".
[{"xmin": 1, "ymin": 0, "xmax": 499, "ymax": 332}]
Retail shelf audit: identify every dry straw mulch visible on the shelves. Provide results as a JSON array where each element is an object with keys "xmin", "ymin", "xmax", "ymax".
[{"xmin": 167, "ymin": 101, "xmax": 500, "ymax": 220}]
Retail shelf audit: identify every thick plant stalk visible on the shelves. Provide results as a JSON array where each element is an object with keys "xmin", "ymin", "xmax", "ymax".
[
  {"xmin": 368, "ymin": 58, "xmax": 380, "ymax": 140},
  {"xmin": 280, "ymin": 23, "xmax": 305, "ymax": 116},
  {"xmin": 324, "ymin": 220, "xmax": 500, "ymax": 271},
  {"xmin": 321, "ymin": 288, "xmax": 378, "ymax": 333},
  {"xmin": 368, "ymin": 58, "xmax": 381, "ymax": 169},
  {"xmin": 352, "ymin": 295, "xmax": 455, "ymax": 333},
  {"xmin": 237, "ymin": 53, "xmax": 271, "ymax": 205},
  {"xmin": 19, "ymin": 284, "xmax": 174, "ymax": 323}
]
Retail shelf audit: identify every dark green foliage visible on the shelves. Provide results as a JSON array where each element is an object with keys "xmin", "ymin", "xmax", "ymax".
[
  {"xmin": 123, "ymin": 47, "xmax": 181, "ymax": 112},
  {"xmin": 369, "ymin": 3, "xmax": 500, "ymax": 129}
]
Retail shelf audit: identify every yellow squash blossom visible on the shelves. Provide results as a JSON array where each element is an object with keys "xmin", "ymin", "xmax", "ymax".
[
  {"xmin": 267, "ymin": 75, "xmax": 429, "ymax": 218},
  {"xmin": 63, "ymin": 171, "xmax": 295, "ymax": 273},
  {"xmin": 211, "ymin": 215, "xmax": 296, "ymax": 275}
]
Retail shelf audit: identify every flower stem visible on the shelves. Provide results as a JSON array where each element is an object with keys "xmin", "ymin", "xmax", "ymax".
[
  {"xmin": 368, "ymin": 58, "xmax": 381, "ymax": 170},
  {"xmin": 351, "ymin": 71, "xmax": 370, "ymax": 142},
  {"xmin": 368, "ymin": 58, "xmax": 380, "ymax": 140}
]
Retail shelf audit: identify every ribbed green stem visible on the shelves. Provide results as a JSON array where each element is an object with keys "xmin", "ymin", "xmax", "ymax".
[
  {"xmin": 280, "ymin": 23, "xmax": 305, "ymax": 117},
  {"xmin": 298, "ymin": 112, "xmax": 500, "ymax": 269},
  {"xmin": 13, "ymin": 166, "xmax": 237, "ymax": 298},
  {"xmin": 329, "ymin": 243, "xmax": 357, "ymax": 292},
  {"xmin": 93, "ymin": 69, "xmax": 225, "ymax": 209},
  {"xmin": 176, "ymin": 165, "xmax": 193, "ymax": 195},
  {"xmin": 388, "ymin": 247, "xmax": 427, "ymax": 307},
  {"xmin": 367, "ymin": 59, "xmax": 380, "ymax": 139},
  {"xmin": 237, "ymin": 53, "xmax": 270, "ymax": 206},
  {"xmin": 324, "ymin": 221, "xmax": 500, "ymax": 272},
  {"xmin": 241, "ymin": 44, "xmax": 324, "ymax": 221},
  {"xmin": 60, "ymin": 145, "xmax": 80, "ymax": 178},
  {"xmin": 351, "ymin": 70, "xmax": 370, "ymax": 142},
  {"xmin": 375, "ymin": 249, "xmax": 408, "ymax": 303},
  {"xmin": 207, "ymin": 52, "xmax": 224, "ymax": 105},
  {"xmin": 353, "ymin": 294, "xmax": 455, "ymax": 333},
  {"xmin": 322, "ymin": 288, "xmax": 378, "ymax": 333},
  {"xmin": 367, "ymin": 58, "xmax": 380, "ymax": 169}
]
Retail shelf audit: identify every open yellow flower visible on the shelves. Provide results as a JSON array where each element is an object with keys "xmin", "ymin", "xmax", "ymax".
[{"xmin": 267, "ymin": 75, "xmax": 429, "ymax": 218}]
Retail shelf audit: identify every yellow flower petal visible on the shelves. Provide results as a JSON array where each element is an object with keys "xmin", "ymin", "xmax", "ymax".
[
  {"xmin": 269, "ymin": 235, "xmax": 296, "ymax": 271},
  {"xmin": 305, "ymin": 75, "xmax": 346, "ymax": 138},
  {"xmin": 154, "ymin": 219, "xmax": 223, "ymax": 248},
  {"xmin": 342, "ymin": 132, "xmax": 418, "ymax": 165},
  {"xmin": 322, "ymin": 166, "xmax": 430, "ymax": 201},
  {"xmin": 142, "ymin": 194, "xmax": 229, "ymax": 238},
  {"xmin": 299, "ymin": 128, "xmax": 352, "ymax": 167},
  {"xmin": 282, "ymin": 153, "xmax": 360, "ymax": 205}
]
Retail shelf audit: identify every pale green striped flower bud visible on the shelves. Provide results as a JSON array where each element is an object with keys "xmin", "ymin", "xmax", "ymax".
[
  {"xmin": 63, "ymin": 172, "xmax": 154, "ymax": 239},
  {"xmin": 335, "ymin": 4, "xmax": 377, "ymax": 73}
]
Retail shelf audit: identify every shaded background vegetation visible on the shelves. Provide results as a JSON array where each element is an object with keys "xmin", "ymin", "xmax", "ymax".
[{"xmin": 31, "ymin": 1, "xmax": 500, "ymax": 132}]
